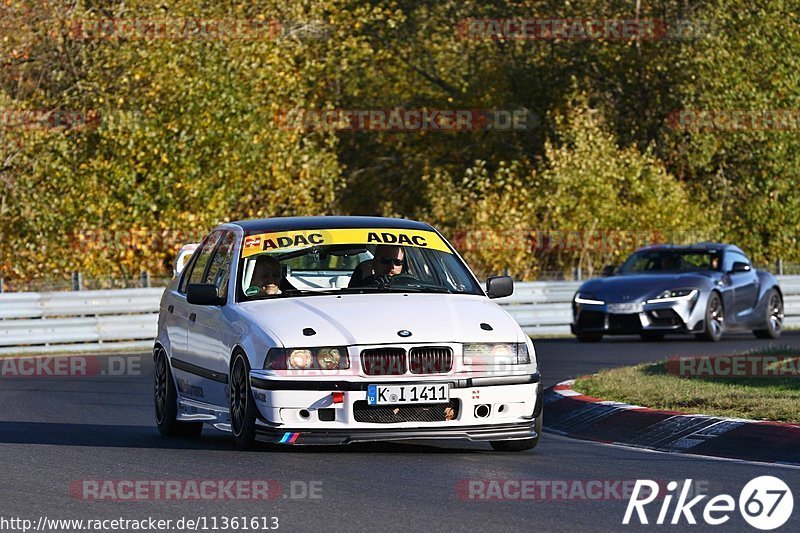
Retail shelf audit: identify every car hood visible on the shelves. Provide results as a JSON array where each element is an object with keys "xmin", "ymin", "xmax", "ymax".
[
  {"xmin": 238, "ymin": 293, "xmax": 522, "ymax": 346},
  {"xmin": 579, "ymin": 273, "xmax": 714, "ymax": 303}
]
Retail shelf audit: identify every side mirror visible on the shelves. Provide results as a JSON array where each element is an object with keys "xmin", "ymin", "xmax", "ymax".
[
  {"xmin": 730, "ymin": 262, "xmax": 751, "ymax": 274},
  {"xmin": 187, "ymin": 283, "xmax": 225, "ymax": 306},
  {"xmin": 486, "ymin": 276, "xmax": 514, "ymax": 299},
  {"xmin": 601, "ymin": 265, "xmax": 616, "ymax": 277}
]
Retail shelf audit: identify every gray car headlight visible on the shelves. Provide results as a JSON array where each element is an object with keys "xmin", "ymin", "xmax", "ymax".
[
  {"xmin": 463, "ymin": 343, "xmax": 530, "ymax": 365},
  {"xmin": 646, "ymin": 288, "xmax": 699, "ymax": 304},
  {"xmin": 574, "ymin": 292, "xmax": 604, "ymax": 305}
]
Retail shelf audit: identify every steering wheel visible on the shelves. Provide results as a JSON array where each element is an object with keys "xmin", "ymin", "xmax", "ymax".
[{"xmin": 383, "ymin": 273, "xmax": 420, "ymax": 286}]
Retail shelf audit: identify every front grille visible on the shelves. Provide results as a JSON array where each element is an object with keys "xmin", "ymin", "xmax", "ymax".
[
  {"xmin": 577, "ymin": 310, "xmax": 605, "ymax": 329},
  {"xmin": 353, "ymin": 400, "xmax": 460, "ymax": 424},
  {"xmin": 608, "ymin": 313, "xmax": 642, "ymax": 333},
  {"xmin": 648, "ymin": 309, "xmax": 684, "ymax": 327},
  {"xmin": 361, "ymin": 348, "xmax": 407, "ymax": 375},
  {"xmin": 409, "ymin": 347, "xmax": 453, "ymax": 374}
]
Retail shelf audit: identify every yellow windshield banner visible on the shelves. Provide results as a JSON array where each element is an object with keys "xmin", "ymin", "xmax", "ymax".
[{"xmin": 241, "ymin": 228, "xmax": 452, "ymax": 258}]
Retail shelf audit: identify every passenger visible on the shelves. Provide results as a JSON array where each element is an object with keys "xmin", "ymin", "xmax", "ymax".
[
  {"xmin": 248, "ymin": 255, "xmax": 282, "ymax": 296},
  {"xmin": 349, "ymin": 245, "xmax": 405, "ymax": 287}
]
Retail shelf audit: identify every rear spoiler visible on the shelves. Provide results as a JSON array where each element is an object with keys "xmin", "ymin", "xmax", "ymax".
[{"xmin": 173, "ymin": 243, "xmax": 199, "ymax": 277}]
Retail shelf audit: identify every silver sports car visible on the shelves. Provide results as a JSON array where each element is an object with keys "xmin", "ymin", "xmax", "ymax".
[{"xmin": 570, "ymin": 243, "xmax": 783, "ymax": 342}]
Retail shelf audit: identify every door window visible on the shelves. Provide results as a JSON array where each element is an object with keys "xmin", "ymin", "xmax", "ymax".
[
  {"xmin": 203, "ymin": 232, "xmax": 236, "ymax": 299},
  {"xmin": 180, "ymin": 230, "xmax": 223, "ymax": 293},
  {"xmin": 722, "ymin": 251, "xmax": 750, "ymax": 273}
]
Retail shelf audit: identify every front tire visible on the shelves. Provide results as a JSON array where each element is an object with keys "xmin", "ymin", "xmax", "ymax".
[
  {"xmin": 490, "ymin": 416, "xmax": 542, "ymax": 452},
  {"xmin": 696, "ymin": 292, "xmax": 724, "ymax": 342},
  {"xmin": 154, "ymin": 348, "xmax": 203, "ymax": 437},
  {"xmin": 753, "ymin": 289, "xmax": 783, "ymax": 339},
  {"xmin": 229, "ymin": 352, "xmax": 258, "ymax": 450},
  {"xmin": 576, "ymin": 333, "xmax": 603, "ymax": 343}
]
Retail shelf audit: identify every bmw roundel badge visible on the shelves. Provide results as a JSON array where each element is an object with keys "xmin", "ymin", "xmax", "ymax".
[{"xmin": 397, "ymin": 330, "xmax": 412, "ymax": 338}]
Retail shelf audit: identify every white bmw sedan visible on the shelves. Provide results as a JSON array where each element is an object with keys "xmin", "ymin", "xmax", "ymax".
[{"xmin": 154, "ymin": 216, "xmax": 542, "ymax": 451}]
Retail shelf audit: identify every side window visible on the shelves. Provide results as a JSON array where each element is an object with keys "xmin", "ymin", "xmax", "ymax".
[
  {"xmin": 203, "ymin": 232, "xmax": 236, "ymax": 299},
  {"xmin": 739, "ymin": 253, "xmax": 751, "ymax": 267},
  {"xmin": 181, "ymin": 231, "xmax": 223, "ymax": 292},
  {"xmin": 722, "ymin": 251, "xmax": 749, "ymax": 273}
]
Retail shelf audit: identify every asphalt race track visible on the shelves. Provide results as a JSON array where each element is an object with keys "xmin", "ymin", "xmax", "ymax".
[{"xmin": 1, "ymin": 333, "xmax": 799, "ymax": 532}]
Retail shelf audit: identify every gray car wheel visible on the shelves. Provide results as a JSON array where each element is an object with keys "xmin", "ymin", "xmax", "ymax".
[
  {"xmin": 753, "ymin": 289, "xmax": 783, "ymax": 339},
  {"xmin": 696, "ymin": 292, "xmax": 724, "ymax": 342},
  {"xmin": 576, "ymin": 333, "xmax": 603, "ymax": 343}
]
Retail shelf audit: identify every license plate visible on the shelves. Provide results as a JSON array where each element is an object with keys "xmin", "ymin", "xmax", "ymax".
[
  {"xmin": 367, "ymin": 384, "xmax": 450, "ymax": 406},
  {"xmin": 607, "ymin": 303, "xmax": 641, "ymax": 314}
]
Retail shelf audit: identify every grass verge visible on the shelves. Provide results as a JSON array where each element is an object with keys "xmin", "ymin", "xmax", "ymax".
[{"xmin": 573, "ymin": 345, "xmax": 800, "ymax": 424}]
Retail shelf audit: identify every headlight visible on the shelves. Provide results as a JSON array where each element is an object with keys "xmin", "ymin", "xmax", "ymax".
[
  {"xmin": 317, "ymin": 347, "xmax": 344, "ymax": 370},
  {"xmin": 289, "ymin": 349, "xmax": 313, "ymax": 369},
  {"xmin": 646, "ymin": 288, "xmax": 699, "ymax": 304},
  {"xmin": 265, "ymin": 347, "xmax": 350, "ymax": 370},
  {"xmin": 574, "ymin": 292, "xmax": 604, "ymax": 305},
  {"xmin": 463, "ymin": 343, "xmax": 530, "ymax": 365}
]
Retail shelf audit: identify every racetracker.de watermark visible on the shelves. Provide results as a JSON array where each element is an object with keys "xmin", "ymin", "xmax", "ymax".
[
  {"xmin": 69, "ymin": 480, "xmax": 322, "ymax": 501},
  {"xmin": 456, "ymin": 479, "xmax": 708, "ymax": 501},
  {"xmin": 456, "ymin": 18, "xmax": 713, "ymax": 41},
  {"xmin": 65, "ymin": 18, "xmax": 283, "ymax": 41},
  {"xmin": 0, "ymin": 355, "xmax": 143, "ymax": 378},
  {"xmin": 666, "ymin": 355, "xmax": 800, "ymax": 378},
  {"xmin": 275, "ymin": 108, "xmax": 537, "ymax": 131},
  {"xmin": 0, "ymin": 109, "xmax": 100, "ymax": 131},
  {"xmin": 449, "ymin": 229, "xmax": 715, "ymax": 253},
  {"xmin": 667, "ymin": 109, "xmax": 800, "ymax": 131},
  {"xmin": 65, "ymin": 228, "xmax": 207, "ymax": 252}
]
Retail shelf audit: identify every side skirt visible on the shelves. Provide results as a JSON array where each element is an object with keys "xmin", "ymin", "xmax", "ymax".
[{"xmin": 177, "ymin": 396, "xmax": 231, "ymax": 430}]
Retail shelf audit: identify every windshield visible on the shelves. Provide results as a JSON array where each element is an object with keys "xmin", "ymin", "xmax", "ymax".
[
  {"xmin": 237, "ymin": 228, "xmax": 483, "ymax": 300},
  {"xmin": 617, "ymin": 250, "xmax": 720, "ymax": 274}
]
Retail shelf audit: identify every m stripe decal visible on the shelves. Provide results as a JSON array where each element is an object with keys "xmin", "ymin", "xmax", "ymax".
[{"xmin": 279, "ymin": 432, "xmax": 300, "ymax": 444}]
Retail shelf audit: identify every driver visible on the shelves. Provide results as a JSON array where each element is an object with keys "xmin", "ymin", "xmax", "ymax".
[
  {"xmin": 349, "ymin": 244, "xmax": 405, "ymax": 287},
  {"xmin": 247, "ymin": 255, "xmax": 283, "ymax": 296}
]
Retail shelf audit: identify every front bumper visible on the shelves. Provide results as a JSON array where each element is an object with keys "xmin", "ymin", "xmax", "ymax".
[
  {"xmin": 254, "ymin": 419, "xmax": 541, "ymax": 445},
  {"xmin": 249, "ymin": 373, "xmax": 542, "ymax": 445},
  {"xmin": 572, "ymin": 298, "xmax": 700, "ymax": 335}
]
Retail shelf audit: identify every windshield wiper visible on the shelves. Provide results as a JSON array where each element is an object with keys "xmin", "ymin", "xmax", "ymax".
[
  {"xmin": 392, "ymin": 285, "xmax": 451, "ymax": 293},
  {"xmin": 288, "ymin": 285, "xmax": 453, "ymax": 296}
]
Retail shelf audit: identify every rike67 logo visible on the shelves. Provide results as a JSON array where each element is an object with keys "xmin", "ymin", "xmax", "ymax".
[{"xmin": 624, "ymin": 476, "xmax": 793, "ymax": 530}]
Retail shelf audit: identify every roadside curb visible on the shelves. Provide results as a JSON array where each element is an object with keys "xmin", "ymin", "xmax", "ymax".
[{"xmin": 544, "ymin": 380, "xmax": 800, "ymax": 466}]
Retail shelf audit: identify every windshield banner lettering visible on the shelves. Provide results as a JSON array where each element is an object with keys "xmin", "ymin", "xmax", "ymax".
[{"xmin": 241, "ymin": 228, "xmax": 452, "ymax": 258}]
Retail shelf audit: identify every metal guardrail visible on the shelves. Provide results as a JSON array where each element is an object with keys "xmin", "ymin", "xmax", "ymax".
[
  {"xmin": 0, "ymin": 288, "xmax": 163, "ymax": 355},
  {"xmin": 2, "ymin": 278, "xmax": 800, "ymax": 354}
]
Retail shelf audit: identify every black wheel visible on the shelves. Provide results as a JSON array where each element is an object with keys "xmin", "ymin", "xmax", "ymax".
[
  {"xmin": 640, "ymin": 332, "xmax": 665, "ymax": 342},
  {"xmin": 753, "ymin": 289, "xmax": 783, "ymax": 339},
  {"xmin": 576, "ymin": 332, "xmax": 603, "ymax": 343},
  {"xmin": 490, "ymin": 415, "xmax": 542, "ymax": 452},
  {"xmin": 230, "ymin": 352, "xmax": 258, "ymax": 450},
  {"xmin": 154, "ymin": 348, "xmax": 203, "ymax": 437},
  {"xmin": 696, "ymin": 292, "xmax": 724, "ymax": 342}
]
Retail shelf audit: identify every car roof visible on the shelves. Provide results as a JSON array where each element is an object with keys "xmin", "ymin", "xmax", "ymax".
[
  {"xmin": 636, "ymin": 242, "xmax": 745, "ymax": 255},
  {"xmin": 225, "ymin": 216, "xmax": 435, "ymax": 234}
]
